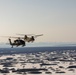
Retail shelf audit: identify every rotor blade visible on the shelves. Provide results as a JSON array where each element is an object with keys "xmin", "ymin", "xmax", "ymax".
[
  {"xmin": 16, "ymin": 34, "xmax": 35, "ymax": 36},
  {"xmin": 16, "ymin": 34, "xmax": 43, "ymax": 37},
  {"xmin": 9, "ymin": 36, "xmax": 19, "ymax": 38},
  {"xmin": 9, "ymin": 36, "xmax": 24, "ymax": 39},
  {"xmin": 34, "ymin": 34, "xmax": 43, "ymax": 38},
  {"xmin": 0, "ymin": 36, "xmax": 23, "ymax": 39},
  {"xmin": 0, "ymin": 36, "xmax": 11, "ymax": 38}
]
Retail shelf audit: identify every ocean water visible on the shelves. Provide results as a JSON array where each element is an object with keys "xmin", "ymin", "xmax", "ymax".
[
  {"xmin": 0, "ymin": 46, "xmax": 76, "ymax": 54},
  {"xmin": 0, "ymin": 46, "xmax": 76, "ymax": 75}
]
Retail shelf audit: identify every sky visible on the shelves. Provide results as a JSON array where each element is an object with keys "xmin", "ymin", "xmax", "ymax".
[{"xmin": 0, "ymin": 0, "xmax": 76, "ymax": 43}]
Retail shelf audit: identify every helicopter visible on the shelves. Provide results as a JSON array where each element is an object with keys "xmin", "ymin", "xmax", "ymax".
[
  {"xmin": 8, "ymin": 37, "xmax": 25, "ymax": 48},
  {"xmin": 16, "ymin": 34, "xmax": 43, "ymax": 42}
]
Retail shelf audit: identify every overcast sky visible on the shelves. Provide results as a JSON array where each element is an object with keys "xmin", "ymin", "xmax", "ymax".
[{"xmin": 0, "ymin": 0, "xmax": 76, "ymax": 43}]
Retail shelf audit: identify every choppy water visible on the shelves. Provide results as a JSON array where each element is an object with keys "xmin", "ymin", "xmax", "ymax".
[{"xmin": 0, "ymin": 46, "xmax": 76, "ymax": 75}]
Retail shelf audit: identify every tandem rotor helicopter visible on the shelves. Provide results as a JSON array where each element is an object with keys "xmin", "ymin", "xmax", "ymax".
[{"xmin": 2, "ymin": 34, "xmax": 43, "ymax": 48}]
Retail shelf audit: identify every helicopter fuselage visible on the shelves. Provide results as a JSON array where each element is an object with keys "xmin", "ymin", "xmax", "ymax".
[
  {"xmin": 9, "ymin": 39, "xmax": 25, "ymax": 48},
  {"xmin": 24, "ymin": 36, "xmax": 35, "ymax": 42}
]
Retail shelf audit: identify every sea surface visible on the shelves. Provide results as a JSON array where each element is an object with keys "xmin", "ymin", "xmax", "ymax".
[
  {"xmin": 0, "ymin": 46, "xmax": 76, "ymax": 75},
  {"xmin": 0, "ymin": 46, "xmax": 76, "ymax": 54}
]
